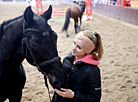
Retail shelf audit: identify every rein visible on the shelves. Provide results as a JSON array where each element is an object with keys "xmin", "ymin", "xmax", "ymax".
[{"xmin": 22, "ymin": 20, "xmax": 60, "ymax": 102}]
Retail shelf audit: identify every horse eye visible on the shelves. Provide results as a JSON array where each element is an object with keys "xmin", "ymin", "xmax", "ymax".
[{"xmin": 32, "ymin": 43, "xmax": 37, "ymax": 47}]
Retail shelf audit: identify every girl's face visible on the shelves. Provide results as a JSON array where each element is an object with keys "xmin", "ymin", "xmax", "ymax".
[{"xmin": 72, "ymin": 39, "xmax": 86, "ymax": 60}]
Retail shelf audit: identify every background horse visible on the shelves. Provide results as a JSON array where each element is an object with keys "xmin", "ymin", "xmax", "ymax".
[
  {"xmin": 62, "ymin": 1, "xmax": 85, "ymax": 37},
  {"xmin": 0, "ymin": 5, "xmax": 67, "ymax": 102}
]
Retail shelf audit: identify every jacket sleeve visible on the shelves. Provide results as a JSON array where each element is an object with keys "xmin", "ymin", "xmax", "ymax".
[
  {"xmin": 73, "ymin": 66, "xmax": 101, "ymax": 102},
  {"xmin": 62, "ymin": 52, "xmax": 74, "ymax": 74}
]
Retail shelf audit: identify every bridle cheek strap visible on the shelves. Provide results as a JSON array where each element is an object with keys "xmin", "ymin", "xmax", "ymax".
[
  {"xmin": 22, "ymin": 20, "xmax": 60, "ymax": 102},
  {"xmin": 21, "ymin": 37, "xmax": 60, "ymax": 102}
]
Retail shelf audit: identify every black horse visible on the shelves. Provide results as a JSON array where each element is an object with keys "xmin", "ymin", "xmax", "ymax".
[{"xmin": 0, "ymin": 5, "xmax": 68, "ymax": 102}]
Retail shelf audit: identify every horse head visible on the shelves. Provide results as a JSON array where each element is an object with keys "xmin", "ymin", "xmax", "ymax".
[{"xmin": 22, "ymin": 6, "xmax": 68, "ymax": 89}]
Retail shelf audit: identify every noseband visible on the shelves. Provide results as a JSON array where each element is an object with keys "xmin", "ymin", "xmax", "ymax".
[{"xmin": 22, "ymin": 20, "xmax": 60, "ymax": 102}]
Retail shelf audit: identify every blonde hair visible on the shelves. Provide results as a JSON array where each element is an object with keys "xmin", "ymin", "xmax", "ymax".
[{"xmin": 83, "ymin": 30, "xmax": 104, "ymax": 60}]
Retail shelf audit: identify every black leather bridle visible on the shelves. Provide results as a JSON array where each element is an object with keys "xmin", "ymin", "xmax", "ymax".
[{"xmin": 21, "ymin": 20, "xmax": 60, "ymax": 102}]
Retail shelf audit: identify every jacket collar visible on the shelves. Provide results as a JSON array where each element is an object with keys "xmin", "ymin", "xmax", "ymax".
[{"xmin": 74, "ymin": 54, "xmax": 100, "ymax": 65}]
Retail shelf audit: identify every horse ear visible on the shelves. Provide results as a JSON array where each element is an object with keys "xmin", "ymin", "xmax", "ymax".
[
  {"xmin": 42, "ymin": 5, "xmax": 52, "ymax": 20},
  {"xmin": 23, "ymin": 6, "xmax": 34, "ymax": 25}
]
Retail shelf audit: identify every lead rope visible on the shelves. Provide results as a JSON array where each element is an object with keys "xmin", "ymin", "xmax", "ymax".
[{"xmin": 44, "ymin": 74, "xmax": 52, "ymax": 102}]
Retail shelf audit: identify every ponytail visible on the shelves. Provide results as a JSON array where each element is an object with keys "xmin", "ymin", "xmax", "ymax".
[
  {"xmin": 92, "ymin": 32, "xmax": 103, "ymax": 60},
  {"xmin": 83, "ymin": 30, "xmax": 104, "ymax": 60}
]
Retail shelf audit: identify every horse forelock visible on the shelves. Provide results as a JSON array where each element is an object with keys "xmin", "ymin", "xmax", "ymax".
[
  {"xmin": 33, "ymin": 14, "xmax": 50, "ymax": 32},
  {"xmin": 33, "ymin": 14, "xmax": 57, "ymax": 40}
]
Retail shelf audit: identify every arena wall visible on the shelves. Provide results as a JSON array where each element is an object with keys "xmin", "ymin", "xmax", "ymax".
[{"xmin": 92, "ymin": 3, "xmax": 138, "ymax": 26}]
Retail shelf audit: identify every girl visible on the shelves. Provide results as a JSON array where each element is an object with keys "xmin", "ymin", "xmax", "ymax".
[{"xmin": 52, "ymin": 30, "xmax": 104, "ymax": 102}]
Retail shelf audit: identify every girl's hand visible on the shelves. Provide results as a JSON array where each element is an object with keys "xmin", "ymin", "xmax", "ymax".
[{"xmin": 54, "ymin": 88, "xmax": 74, "ymax": 98}]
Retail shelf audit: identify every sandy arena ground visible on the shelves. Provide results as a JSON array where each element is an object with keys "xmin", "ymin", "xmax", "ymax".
[{"xmin": 0, "ymin": 2, "xmax": 138, "ymax": 102}]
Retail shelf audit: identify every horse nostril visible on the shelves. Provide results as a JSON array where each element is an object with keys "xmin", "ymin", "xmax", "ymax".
[{"xmin": 53, "ymin": 80, "xmax": 60, "ymax": 87}]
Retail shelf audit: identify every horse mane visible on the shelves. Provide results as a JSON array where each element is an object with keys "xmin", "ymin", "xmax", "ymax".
[
  {"xmin": 0, "ymin": 15, "xmax": 23, "ymax": 39},
  {"xmin": 0, "ymin": 15, "xmax": 24, "ymax": 62},
  {"xmin": 0, "ymin": 23, "xmax": 4, "ymax": 39}
]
